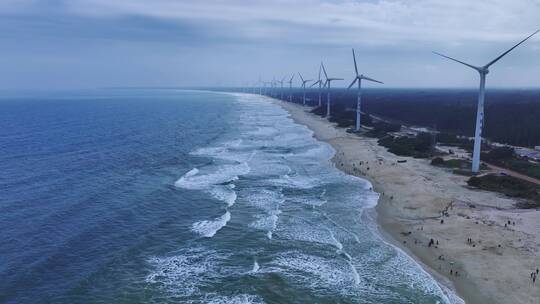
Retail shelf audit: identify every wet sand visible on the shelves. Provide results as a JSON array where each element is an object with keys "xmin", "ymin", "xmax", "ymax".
[{"xmin": 274, "ymin": 99, "xmax": 540, "ymax": 304}]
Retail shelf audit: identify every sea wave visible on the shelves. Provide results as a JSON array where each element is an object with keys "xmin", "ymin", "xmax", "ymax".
[
  {"xmin": 175, "ymin": 163, "xmax": 250, "ymax": 190},
  {"xmin": 206, "ymin": 294, "xmax": 265, "ymax": 304},
  {"xmin": 160, "ymin": 92, "xmax": 459, "ymax": 303},
  {"xmin": 191, "ymin": 211, "xmax": 231, "ymax": 238},
  {"xmin": 209, "ymin": 184, "xmax": 237, "ymax": 207}
]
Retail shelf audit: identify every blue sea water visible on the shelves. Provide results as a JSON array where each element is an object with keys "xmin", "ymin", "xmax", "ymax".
[{"xmin": 0, "ymin": 90, "xmax": 460, "ymax": 303}]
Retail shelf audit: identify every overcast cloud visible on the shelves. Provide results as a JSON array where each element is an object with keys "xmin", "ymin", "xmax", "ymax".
[{"xmin": 1, "ymin": 0, "xmax": 539, "ymax": 89}]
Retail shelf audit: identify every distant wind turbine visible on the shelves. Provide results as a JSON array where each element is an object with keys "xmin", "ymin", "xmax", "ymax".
[
  {"xmin": 257, "ymin": 76, "xmax": 262, "ymax": 95},
  {"xmin": 287, "ymin": 74, "xmax": 295, "ymax": 102},
  {"xmin": 278, "ymin": 77, "xmax": 286, "ymax": 100},
  {"xmin": 433, "ymin": 29, "xmax": 540, "ymax": 173},
  {"xmin": 298, "ymin": 73, "xmax": 313, "ymax": 106},
  {"xmin": 263, "ymin": 82, "xmax": 270, "ymax": 96},
  {"xmin": 348, "ymin": 48, "xmax": 383, "ymax": 132},
  {"xmin": 310, "ymin": 64, "xmax": 324, "ymax": 107},
  {"xmin": 321, "ymin": 62, "xmax": 343, "ymax": 118}
]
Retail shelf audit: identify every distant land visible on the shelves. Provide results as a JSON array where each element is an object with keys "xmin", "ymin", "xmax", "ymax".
[{"xmin": 220, "ymin": 87, "xmax": 540, "ymax": 148}]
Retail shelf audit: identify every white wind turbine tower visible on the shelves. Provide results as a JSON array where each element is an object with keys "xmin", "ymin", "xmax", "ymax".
[
  {"xmin": 348, "ymin": 48, "xmax": 383, "ymax": 132},
  {"xmin": 263, "ymin": 81, "xmax": 270, "ymax": 96},
  {"xmin": 321, "ymin": 62, "xmax": 343, "ymax": 118},
  {"xmin": 298, "ymin": 73, "xmax": 313, "ymax": 106},
  {"xmin": 433, "ymin": 29, "xmax": 539, "ymax": 173},
  {"xmin": 279, "ymin": 77, "xmax": 286, "ymax": 100},
  {"xmin": 310, "ymin": 64, "xmax": 324, "ymax": 107},
  {"xmin": 287, "ymin": 74, "xmax": 295, "ymax": 102},
  {"xmin": 257, "ymin": 77, "xmax": 262, "ymax": 95}
]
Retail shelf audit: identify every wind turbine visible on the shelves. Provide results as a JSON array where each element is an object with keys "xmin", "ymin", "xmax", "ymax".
[
  {"xmin": 310, "ymin": 64, "xmax": 324, "ymax": 107},
  {"xmin": 321, "ymin": 62, "xmax": 343, "ymax": 118},
  {"xmin": 433, "ymin": 29, "xmax": 539, "ymax": 173},
  {"xmin": 348, "ymin": 48, "xmax": 383, "ymax": 132},
  {"xmin": 263, "ymin": 81, "xmax": 270, "ymax": 96},
  {"xmin": 256, "ymin": 76, "xmax": 262, "ymax": 95},
  {"xmin": 298, "ymin": 73, "xmax": 313, "ymax": 106},
  {"xmin": 287, "ymin": 74, "xmax": 295, "ymax": 102},
  {"xmin": 278, "ymin": 77, "xmax": 286, "ymax": 100}
]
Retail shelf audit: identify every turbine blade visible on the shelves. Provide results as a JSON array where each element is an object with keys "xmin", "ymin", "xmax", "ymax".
[
  {"xmin": 347, "ymin": 78, "xmax": 358, "ymax": 90},
  {"xmin": 485, "ymin": 29, "xmax": 540, "ymax": 68},
  {"xmin": 352, "ymin": 48, "xmax": 359, "ymax": 76},
  {"xmin": 321, "ymin": 62, "xmax": 328, "ymax": 79},
  {"xmin": 318, "ymin": 65, "xmax": 322, "ymax": 81},
  {"xmin": 290, "ymin": 73, "xmax": 295, "ymax": 82},
  {"xmin": 433, "ymin": 51, "xmax": 479, "ymax": 71},
  {"xmin": 362, "ymin": 75, "xmax": 384, "ymax": 84},
  {"xmin": 310, "ymin": 80, "xmax": 320, "ymax": 88},
  {"xmin": 298, "ymin": 73, "xmax": 304, "ymax": 82}
]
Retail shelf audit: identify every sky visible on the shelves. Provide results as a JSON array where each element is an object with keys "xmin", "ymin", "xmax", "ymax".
[{"xmin": 1, "ymin": 0, "xmax": 540, "ymax": 89}]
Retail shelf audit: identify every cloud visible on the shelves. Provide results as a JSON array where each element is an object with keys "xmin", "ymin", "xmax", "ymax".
[
  {"xmin": 0, "ymin": 0, "xmax": 539, "ymax": 89},
  {"xmin": 56, "ymin": 0, "xmax": 540, "ymax": 46}
]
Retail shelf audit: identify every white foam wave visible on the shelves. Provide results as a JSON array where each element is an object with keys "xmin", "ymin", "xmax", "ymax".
[
  {"xmin": 146, "ymin": 247, "xmax": 227, "ymax": 297},
  {"xmin": 191, "ymin": 211, "xmax": 231, "ymax": 238},
  {"xmin": 269, "ymin": 174, "xmax": 322, "ymax": 189},
  {"xmin": 175, "ymin": 163, "xmax": 250, "ymax": 190},
  {"xmin": 246, "ymin": 189, "xmax": 283, "ymax": 238},
  {"xmin": 289, "ymin": 196, "xmax": 327, "ymax": 207},
  {"xmin": 322, "ymin": 213, "xmax": 361, "ymax": 244},
  {"xmin": 250, "ymin": 211, "xmax": 281, "ymax": 240},
  {"xmin": 245, "ymin": 189, "xmax": 284, "ymax": 212},
  {"xmin": 278, "ymin": 216, "xmax": 341, "ymax": 248},
  {"xmin": 251, "ymin": 259, "xmax": 260, "ymax": 273},
  {"xmin": 209, "ymin": 185, "xmax": 237, "ymax": 207},
  {"xmin": 328, "ymin": 229, "xmax": 343, "ymax": 251},
  {"xmin": 184, "ymin": 168, "xmax": 199, "ymax": 177},
  {"xmin": 271, "ymin": 252, "xmax": 358, "ymax": 287},
  {"xmin": 191, "ymin": 140, "xmax": 250, "ymax": 162},
  {"xmin": 192, "ymin": 140, "xmax": 242, "ymax": 155},
  {"xmin": 206, "ymin": 295, "xmax": 265, "ymax": 304},
  {"xmin": 289, "ymin": 143, "xmax": 335, "ymax": 161}
]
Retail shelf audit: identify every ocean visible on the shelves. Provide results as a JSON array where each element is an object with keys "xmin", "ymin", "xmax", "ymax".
[{"xmin": 0, "ymin": 90, "xmax": 460, "ymax": 303}]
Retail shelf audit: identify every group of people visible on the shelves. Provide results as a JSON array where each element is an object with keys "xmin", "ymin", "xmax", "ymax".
[
  {"xmin": 530, "ymin": 268, "xmax": 539, "ymax": 283},
  {"xmin": 466, "ymin": 237, "xmax": 476, "ymax": 247},
  {"xmin": 428, "ymin": 238, "xmax": 439, "ymax": 248},
  {"xmin": 504, "ymin": 219, "xmax": 516, "ymax": 228}
]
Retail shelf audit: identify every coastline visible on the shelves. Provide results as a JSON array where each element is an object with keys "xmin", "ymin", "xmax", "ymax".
[{"xmin": 271, "ymin": 98, "xmax": 540, "ymax": 304}]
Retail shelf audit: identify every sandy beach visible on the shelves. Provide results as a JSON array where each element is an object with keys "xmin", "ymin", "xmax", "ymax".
[{"xmin": 273, "ymin": 99, "xmax": 540, "ymax": 304}]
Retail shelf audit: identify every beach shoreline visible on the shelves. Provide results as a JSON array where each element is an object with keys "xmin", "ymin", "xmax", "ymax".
[{"xmin": 271, "ymin": 98, "xmax": 540, "ymax": 304}]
